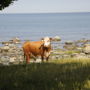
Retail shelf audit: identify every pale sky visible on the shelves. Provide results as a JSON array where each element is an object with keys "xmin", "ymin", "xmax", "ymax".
[{"xmin": 0, "ymin": 0, "xmax": 90, "ymax": 13}]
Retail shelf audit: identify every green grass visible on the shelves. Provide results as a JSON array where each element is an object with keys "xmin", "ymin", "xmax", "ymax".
[{"xmin": 0, "ymin": 59, "xmax": 90, "ymax": 90}]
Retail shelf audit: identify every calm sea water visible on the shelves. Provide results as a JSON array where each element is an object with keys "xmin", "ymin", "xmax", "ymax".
[{"xmin": 0, "ymin": 13, "xmax": 90, "ymax": 42}]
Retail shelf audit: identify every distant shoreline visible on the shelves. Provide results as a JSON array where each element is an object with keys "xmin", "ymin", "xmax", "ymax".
[{"xmin": 0, "ymin": 12, "xmax": 90, "ymax": 15}]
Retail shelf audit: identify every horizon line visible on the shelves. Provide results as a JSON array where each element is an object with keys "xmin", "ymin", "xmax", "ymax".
[{"xmin": 0, "ymin": 11, "xmax": 90, "ymax": 14}]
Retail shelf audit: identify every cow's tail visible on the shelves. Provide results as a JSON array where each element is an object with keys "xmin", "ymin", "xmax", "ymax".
[
  {"xmin": 24, "ymin": 52, "xmax": 26, "ymax": 59},
  {"xmin": 22, "ymin": 46, "xmax": 26, "ymax": 60}
]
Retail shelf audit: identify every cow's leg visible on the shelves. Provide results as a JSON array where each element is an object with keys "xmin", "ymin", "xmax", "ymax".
[
  {"xmin": 34, "ymin": 58, "xmax": 36, "ymax": 61},
  {"xmin": 45, "ymin": 52, "xmax": 50, "ymax": 62},
  {"xmin": 26, "ymin": 53, "xmax": 30, "ymax": 64},
  {"xmin": 41, "ymin": 56, "xmax": 44, "ymax": 62},
  {"xmin": 46, "ymin": 56, "xmax": 49, "ymax": 61}
]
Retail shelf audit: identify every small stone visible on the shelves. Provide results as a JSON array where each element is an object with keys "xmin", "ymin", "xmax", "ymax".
[
  {"xmin": 1, "ymin": 46, "xmax": 10, "ymax": 52},
  {"xmin": 10, "ymin": 37, "xmax": 21, "ymax": 44},
  {"xmin": 53, "ymin": 36, "xmax": 61, "ymax": 41},
  {"xmin": 0, "ymin": 56, "xmax": 10, "ymax": 65},
  {"xmin": 83, "ymin": 44, "xmax": 90, "ymax": 54},
  {"xmin": 2, "ymin": 42, "xmax": 9, "ymax": 45},
  {"xmin": 65, "ymin": 41, "xmax": 73, "ymax": 45},
  {"xmin": 63, "ymin": 55, "xmax": 70, "ymax": 58},
  {"xmin": 71, "ymin": 53, "xmax": 78, "ymax": 57},
  {"xmin": 10, "ymin": 57, "xmax": 16, "ymax": 63}
]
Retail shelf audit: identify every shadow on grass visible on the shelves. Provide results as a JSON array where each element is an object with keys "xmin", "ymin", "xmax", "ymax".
[{"xmin": 0, "ymin": 62, "xmax": 90, "ymax": 90}]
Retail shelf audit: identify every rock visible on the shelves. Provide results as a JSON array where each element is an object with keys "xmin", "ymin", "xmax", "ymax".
[
  {"xmin": 19, "ymin": 56, "xmax": 24, "ymax": 62},
  {"xmin": 76, "ymin": 39, "xmax": 89, "ymax": 44},
  {"xmin": 83, "ymin": 44, "xmax": 90, "ymax": 54},
  {"xmin": 8, "ymin": 44, "xmax": 16, "ymax": 48},
  {"xmin": 71, "ymin": 53, "xmax": 79, "ymax": 57},
  {"xmin": 87, "ymin": 55, "xmax": 90, "ymax": 58},
  {"xmin": 63, "ymin": 44, "xmax": 76, "ymax": 50},
  {"xmin": 76, "ymin": 47, "xmax": 83, "ymax": 52},
  {"xmin": 52, "ymin": 52, "xmax": 60, "ymax": 55},
  {"xmin": 53, "ymin": 36, "xmax": 61, "ymax": 41},
  {"xmin": 2, "ymin": 37, "xmax": 21, "ymax": 45},
  {"xmin": 1, "ymin": 46, "xmax": 10, "ymax": 52},
  {"xmin": 0, "ymin": 47, "xmax": 2, "ymax": 53},
  {"xmin": 75, "ymin": 39, "xmax": 90, "ymax": 47},
  {"xmin": 36, "ymin": 59, "xmax": 41, "ymax": 63},
  {"xmin": 9, "ymin": 57, "xmax": 16, "ymax": 63},
  {"xmin": 51, "ymin": 55, "xmax": 59, "ymax": 60},
  {"xmin": 51, "ymin": 54, "xmax": 63, "ymax": 60},
  {"xmin": 2, "ymin": 42, "xmax": 8, "ymax": 45},
  {"xmin": 65, "ymin": 40, "xmax": 73, "ymax": 45},
  {"xmin": 71, "ymin": 53, "xmax": 87, "ymax": 59},
  {"xmin": 64, "ymin": 41, "xmax": 76, "ymax": 50},
  {"xmin": 0, "ymin": 40, "xmax": 24, "ymax": 65},
  {"xmin": 63, "ymin": 54, "xmax": 71, "ymax": 58},
  {"xmin": 0, "ymin": 56, "xmax": 10, "ymax": 65},
  {"xmin": 9, "ymin": 37, "xmax": 21, "ymax": 44}
]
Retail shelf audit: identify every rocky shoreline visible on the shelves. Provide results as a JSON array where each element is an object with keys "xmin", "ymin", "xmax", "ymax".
[{"xmin": 0, "ymin": 37, "xmax": 90, "ymax": 65}]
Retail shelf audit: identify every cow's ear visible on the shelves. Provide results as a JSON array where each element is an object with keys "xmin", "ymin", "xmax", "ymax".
[
  {"xmin": 41, "ymin": 38, "xmax": 44, "ymax": 41},
  {"xmin": 50, "ymin": 38, "xmax": 53, "ymax": 41}
]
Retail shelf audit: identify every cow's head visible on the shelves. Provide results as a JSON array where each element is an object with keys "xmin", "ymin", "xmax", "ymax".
[{"xmin": 42, "ymin": 37, "xmax": 52, "ymax": 48}]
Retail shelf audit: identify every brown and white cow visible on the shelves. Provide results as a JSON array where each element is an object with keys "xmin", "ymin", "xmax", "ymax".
[{"xmin": 22, "ymin": 37, "xmax": 52, "ymax": 64}]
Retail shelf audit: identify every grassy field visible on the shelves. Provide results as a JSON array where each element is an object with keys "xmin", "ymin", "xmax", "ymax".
[{"xmin": 0, "ymin": 58, "xmax": 90, "ymax": 90}]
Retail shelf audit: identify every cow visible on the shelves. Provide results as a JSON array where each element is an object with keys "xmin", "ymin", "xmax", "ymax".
[{"xmin": 22, "ymin": 37, "xmax": 52, "ymax": 64}]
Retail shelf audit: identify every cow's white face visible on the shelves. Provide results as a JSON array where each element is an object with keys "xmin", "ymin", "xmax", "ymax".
[{"xmin": 43, "ymin": 37, "xmax": 51, "ymax": 47}]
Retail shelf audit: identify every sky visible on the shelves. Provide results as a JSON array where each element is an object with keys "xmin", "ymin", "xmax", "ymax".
[{"xmin": 0, "ymin": 0, "xmax": 90, "ymax": 13}]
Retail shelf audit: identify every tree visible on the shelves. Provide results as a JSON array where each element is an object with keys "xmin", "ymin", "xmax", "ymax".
[{"xmin": 0, "ymin": 0, "xmax": 17, "ymax": 10}]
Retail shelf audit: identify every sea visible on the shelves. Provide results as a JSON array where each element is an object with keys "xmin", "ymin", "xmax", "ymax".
[{"xmin": 0, "ymin": 12, "xmax": 90, "ymax": 43}]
